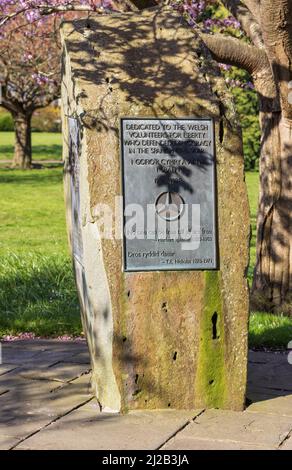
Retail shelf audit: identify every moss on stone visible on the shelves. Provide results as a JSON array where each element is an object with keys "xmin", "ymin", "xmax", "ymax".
[{"xmin": 195, "ymin": 271, "xmax": 226, "ymax": 408}]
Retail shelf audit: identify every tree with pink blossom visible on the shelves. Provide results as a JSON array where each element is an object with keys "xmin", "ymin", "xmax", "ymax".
[
  {"xmin": 1, "ymin": 0, "xmax": 291, "ymax": 309},
  {"xmin": 0, "ymin": 17, "xmax": 60, "ymax": 168}
]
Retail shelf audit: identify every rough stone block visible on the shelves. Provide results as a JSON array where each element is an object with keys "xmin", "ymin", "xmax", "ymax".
[{"xmin": 61, "ymin": 7, "xmax": 249, "ymax": 412}]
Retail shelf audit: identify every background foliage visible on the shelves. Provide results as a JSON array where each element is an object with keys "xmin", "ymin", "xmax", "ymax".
[
  {"xmin": 0, "ymin": 105, "xmax": 61, "ymax": 132},
  {"xmin": 229, "ymin": 69, "xmax": 261, "ymax": 171}
]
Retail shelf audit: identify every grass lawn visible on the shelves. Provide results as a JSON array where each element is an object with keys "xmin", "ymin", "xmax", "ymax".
[
  {"xmin": 0, "ymin": 168, "xmax": 81, "ymax": 337},
  {"xmin": 0, "ymin": 159, "xmax": 291, "ymax": 347},
  {"xmin": 0, "ymin": 132, "xmax": 62, "ymax": 161},
  {"xmin": 245, "ymin": 171, "xmax": 258, "ymax": 279}
]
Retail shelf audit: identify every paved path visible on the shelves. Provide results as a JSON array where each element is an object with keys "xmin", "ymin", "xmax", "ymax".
[{"xmin": 0, "ymin": 340, "xmax": 292, "ymax": 450}]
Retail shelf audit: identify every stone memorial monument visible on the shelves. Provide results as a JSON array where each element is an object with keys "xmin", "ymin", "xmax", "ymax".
[{"xmin": 61, "ymin": 7, "xmax": 250, "ymax": 413}]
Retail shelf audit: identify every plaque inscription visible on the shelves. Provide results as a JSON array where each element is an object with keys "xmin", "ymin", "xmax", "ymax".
[{"xmin": 121, "ymin": 118, "xmax": 217, "ymax": 271}]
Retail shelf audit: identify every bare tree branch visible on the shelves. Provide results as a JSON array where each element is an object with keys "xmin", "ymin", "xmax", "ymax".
[
  {"xmin": 38, "ymin": 4, "xmax": 113, "ymax": 15},
  {"xmin": 0, "ymin": 8, "xmax": 27, "ymax": 28},
  {"xmin": 200, "ymin": 32, "xmax": 267, "ymax": 74},
  {"xmin": 201, "ymin": 26, "xmax": 278, "ymax": 109},
  {"xmin": 0, "ymin": 92, "xmax": 22, "ymax": 114},
  {"xmin": 0, "ymin": 4, "xmax": 112, "ymax": 28},
  {"xmin": 222, "ymin": 0, "xmax": 264, "ymax": 49},
  {"xmin": 260, "ymin": 0, "xmax": 292, "ymax": 118},
  {"xmin": 242, "ymin": 0, "xmax": 260, "ymax": 21},
  {"xmin": 124, "ymin": 0, "xmax": 158, "ymax": 9}
]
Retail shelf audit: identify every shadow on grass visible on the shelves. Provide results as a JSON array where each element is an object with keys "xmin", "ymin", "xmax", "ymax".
[
  {"xmin": 0, "ymin": 253, "xmax": 81, "ymax": 337},
  {"xmin": 30, "ymin": 145, "xmax": 62, "ymax": 160},
  {"xmin": 0, "ymin": 144, "xmax": 62, "ymax": 160},
  {"xmin": 249, "ymin": 311, "xmax": 292, "ymax": 349},
  {"xmin": 0, "ymin": 169, "xmax": 63, "ymax": 185},
  {"xmin": 249, "ymin": 324, "xmax": 292, "ymax": 349}
]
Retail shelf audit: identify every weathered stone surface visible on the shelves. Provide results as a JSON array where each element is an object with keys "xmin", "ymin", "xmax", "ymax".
[
  {"xmin": 247, "ymin": 394, "xmax": 292, "ymax": 416},
  {"xmin": 0, "ymin": 348, "xmax": 40, "ymax": 365},
  {"xmin": 162, "ymin": 437, "xmax": 272, "ymax": 450},
  {"xmin": 15, "ymin": 408, "xmax": 200, "ymax": 450},
  {"xmin": 162, "ymin": 409, "xmax": 292, "ymax": 448},
  {"xmin": 281, "ymin": 435, "xmax": 292, "ymax": 450},
  {"xmin": 248, "ymin": 358, "xmax": 292, "ymax": 392},
  {"xmin": 61, "ymin": 7, "xmax": 250, "ymax": 411},
  {"xmin": 247, "ymin": 351, "xmax": 292, "ymax": 405},
  {"xmin": 0, "ymin": 364, "xmax": 18, "ymax": 376},
  {"xmin": 0, "ymin": 379, "xmax": 93, "ymax": 439},
  {"xmin": 62, "ymin": 351, "xmax": 90, "ymax": 364},
  {"xmin": 0, "ymin": 435, "xmax": 21, "ymax": 451},
  {"xmin": 248, "ymin": 350, "xmax": 287, "ymax": 364},
  {"xmin": 0, "ymin": 343, "xmax": 290, "ymax": 450},
  {"xmin": 18, "ymin": 362, "xmax": 90, "ymax": 383},
  {"xmin": 69, "ymin": 371, "xmax": 92, "ymax": 388}
]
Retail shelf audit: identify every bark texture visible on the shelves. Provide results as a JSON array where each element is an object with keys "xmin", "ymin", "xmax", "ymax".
[
  {"xmin": 253, "ymin": 110, "xmax": 292, "ymax": 310},
  {"xmin": 61, "ymin": 7, "xmax": 250, "ymax": 412},
  {"xmin": 200, "ymin": 0, "xmax": 292, "ymax": 311},
  {"xmin": 11, "ymin": 112, "xmax": 32, "ymax": 169}
]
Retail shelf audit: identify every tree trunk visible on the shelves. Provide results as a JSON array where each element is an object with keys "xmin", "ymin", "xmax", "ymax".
[
  {"xmin": 12, "ymin": 112, "xmax": 32, "ymax": 169},
  {"xmin": 252, "ymin": 109, "xmax": 292, "ymax": 313}
]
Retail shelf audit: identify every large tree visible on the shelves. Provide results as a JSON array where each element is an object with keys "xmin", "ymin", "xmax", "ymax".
[
  {"xmin": 0, "ymin": 17, "xmax": 60, "ymax": 168},
  {"xmin": 1, "ymin": 0, "xmax": 291, "ymax": 310},
  {"xmin": 198, "ymin": 0, "xmax": 292, "ymax": 312}
]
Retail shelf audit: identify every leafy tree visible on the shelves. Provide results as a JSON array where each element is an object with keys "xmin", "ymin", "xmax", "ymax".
[
  {"xmin": 1, "ymin": 0, "xmax": 291, "ymax": 310},
  {"xmin": 0, "ymin": 17, "xmax": 59, "ymax": 167},
  {"xmin": 222, "ymin": 67, "xmax": 260, "ymax": 170}
]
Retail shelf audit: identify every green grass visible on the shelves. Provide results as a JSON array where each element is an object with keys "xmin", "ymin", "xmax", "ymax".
[
  {"xmin": 0, "ymin": 253, "xmax": 80, "ymax": 337},
  {"xmin": 0, "ymin": 132, "xmax": 62, "ymax": 161},
  {"xmin": 0, "ymin": 168, "xmax": 81, "ymax": 337},
  {"xmin": 245, "ymin": 172, "xmax": 258, "ymax": 280},
  {"xmin": 0, "ymin": 169, "xmax": 67, "ymax": 254},
  {"xmin": 249, "ymin": 312, "xmax": 292, "ymax": 349},
  {"xmin": 0, "ymin": 161, "xmax": 291, "ymax": 347}
]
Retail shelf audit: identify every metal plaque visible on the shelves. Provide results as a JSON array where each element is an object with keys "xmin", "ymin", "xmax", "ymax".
[{"xmin": 121, "ymin": 118, "xmax": 217, "ymax": 272}]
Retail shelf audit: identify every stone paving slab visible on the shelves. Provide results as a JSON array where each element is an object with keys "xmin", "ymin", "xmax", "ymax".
[
  {"xmin": 1, "ymin": 340, "xmax": 87, "ymax": 353},
  {"xmin": 15, "ymin": 408, "xmax": 201, "ymax": 450},
  {"xmin": 0, "ymin": 371, "xmax": 58, "ymax": 390},
  {"xmin": 280, "ymin": 434, "xmax": 292, "ymax": 450},
  {"xmin": 0, "ymin": 364, "xmax": 19, "ymax": 376},
  {"xmin": 62, "ymin": 351, "xmax": 90, "ymax": 364},
  {"xmin": 162, "ymin": 437, "xmax": 272, "ymax": 450},
  {"xmin": 0, "ymin": 342, "xmax": 292, "ymax": 450},
  {"xmin": 68, "ymin": 372, "xmax": 92, "ymax": 391},
  {"xmin": 0, "ymin": 376, "xmax": 93, "ymax": 443},
  {"xmin": 162, "ymin": 409, "xmax": 292, "ymax": 449},
  {"xmin": 0, "ymin": 349, "xmax": 43, "ymax": 365},
  {"xmin": 0, "ymin": 415, "xmax": 56, "ymax": 444},
  {"xmin": 0, "ymin": 382, "xmax": 92, "ymax": 419},
  {"xmin": 248, "ymin": 350, "xmax": 288, "ymax": 364},
  {"xmin": 247, "ymin": 393, "xmax": 292, "ymax": 416},
  {"xmin": 247, "ymin": 353, "xmax": 292, "ymax": 393},
  {"xmin": 20, "ymin": 350, "xmax": 85, "ymax": 366},
  {"xmin": 1, "ymin": 341, "xmax": 88, "ymax": 366},
  {"xmin": 0, "ymin": 435, "xmax": 21, "ymax": 450},
  {"xmin": 247, "ymin": 385, "xmax": 288, "ymax": 400},
  {"xmin": 18, "ymin": 362, "xmax": 90, "ymax": 383}
]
